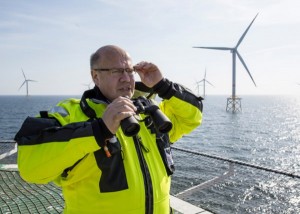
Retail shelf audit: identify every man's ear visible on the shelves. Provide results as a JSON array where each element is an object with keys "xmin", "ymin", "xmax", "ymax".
[{"xmin": 91, "ymin": 70, "xmax": 98, "ymax": 81}]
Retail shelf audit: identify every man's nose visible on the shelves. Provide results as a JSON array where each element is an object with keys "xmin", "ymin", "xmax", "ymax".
[{"xmin": 120, "ymin": 70, "xmax": 132, "ymax": 81}]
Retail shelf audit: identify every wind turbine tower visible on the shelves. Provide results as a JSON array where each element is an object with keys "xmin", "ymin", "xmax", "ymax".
[
  {"xmin": 193, "ymin": 13, "xmax": 258, "ymax": 112},
  {"xmin": 19, "ymin": 69, "xmax": 37, "ymax": 96},
  {"xmin": 195, "ymin": 68, "xmax": 214, "ymax": 98}
]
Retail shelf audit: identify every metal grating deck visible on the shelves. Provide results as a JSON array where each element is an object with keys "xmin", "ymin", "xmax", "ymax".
[{"xmin": 0, "ymin": 170, "xmax": 64, "ymax": 214}]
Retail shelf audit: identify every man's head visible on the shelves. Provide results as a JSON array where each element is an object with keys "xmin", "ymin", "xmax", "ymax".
[{"xmin": 90, "ymin": 45, "xmax": 135, "ymax": 101}]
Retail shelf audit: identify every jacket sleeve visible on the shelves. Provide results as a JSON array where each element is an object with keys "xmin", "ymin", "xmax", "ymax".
[
  {"xmin": 14, "ymin": 103, "xmax": 113, "ymax": 184},
  {"xmin": 153, "ymin": 78, "xmax": 203, "ymax": 142}
]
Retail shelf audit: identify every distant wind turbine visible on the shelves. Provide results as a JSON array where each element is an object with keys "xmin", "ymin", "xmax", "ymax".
[
  {"xmin": 193, "ymin": 13, "xmax": 258, "ymax": 112},
  {"xmin": 82, "ymin": 82, "xmax": 93, "ymax": 89},
  {"xmin": 18, "ymin": 69, "xmax": 37, "ymax": 96},
  {"xmin": 195, "ymin": 68, "xmax": 214, "ymax": 98}
]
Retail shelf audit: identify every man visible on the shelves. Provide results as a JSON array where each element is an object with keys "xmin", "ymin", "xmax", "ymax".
[{"xmin": 15, "ymin": 45, "xmax": 203, "ymax": 214}]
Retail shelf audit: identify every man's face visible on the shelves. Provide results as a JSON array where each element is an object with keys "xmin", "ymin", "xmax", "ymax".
[{"xmin": 92, "ymin": 52, "xmax": 135, "ymax": 101}]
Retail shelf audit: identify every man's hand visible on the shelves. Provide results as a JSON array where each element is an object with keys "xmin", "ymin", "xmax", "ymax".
[
  {"xmin": 134, "ymin": 61, "xmax": 163, "ymax": 88},
  {"xmin": 102, "ymin": 97, "xmax": 137, "ymax": 134}
]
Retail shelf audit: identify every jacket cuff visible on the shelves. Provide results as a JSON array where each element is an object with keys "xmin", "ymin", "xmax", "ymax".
[
  {"xmin": 152, "ymin": 78, "xmax": 176, "ymax": 99},
  {"xmin": 92, "ymin": 119, "xmax": 114, "ymax": 147}
]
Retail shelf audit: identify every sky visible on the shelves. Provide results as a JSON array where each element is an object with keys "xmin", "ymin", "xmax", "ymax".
[{"xmin": 1, "ymin": 0, "xmax": 300, "ymax": 96}]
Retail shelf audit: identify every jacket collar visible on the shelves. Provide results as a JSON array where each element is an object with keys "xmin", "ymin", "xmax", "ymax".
[{"xmin": 80, "ymin": 86, "xmax": 109, "ymax": 119}]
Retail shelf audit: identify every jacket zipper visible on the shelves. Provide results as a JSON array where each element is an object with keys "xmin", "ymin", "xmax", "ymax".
[{"xmin": 133, "ymin": 135, "xmax": 153, "ymax": 214}]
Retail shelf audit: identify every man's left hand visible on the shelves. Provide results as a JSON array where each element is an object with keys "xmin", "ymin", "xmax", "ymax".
[{"xmin": 134, "ymin": 61, "xmax": 163, "ymax": 88}]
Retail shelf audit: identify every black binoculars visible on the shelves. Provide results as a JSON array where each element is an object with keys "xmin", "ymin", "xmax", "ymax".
[{"xmin": 121, "ymin": 96, "xmax": 173, "ymax": 136}]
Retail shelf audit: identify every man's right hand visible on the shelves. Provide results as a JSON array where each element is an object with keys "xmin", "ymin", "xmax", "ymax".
[{"xmin": 102, "ymin": 96, "xmax": 137, "ymax": 134}]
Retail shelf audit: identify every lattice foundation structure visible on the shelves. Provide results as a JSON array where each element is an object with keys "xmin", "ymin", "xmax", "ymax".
[{"xmin": 226, "ymin": 97, "xmax": 242, "ymax": 113}]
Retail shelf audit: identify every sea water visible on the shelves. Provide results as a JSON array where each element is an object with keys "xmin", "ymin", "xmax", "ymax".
[{"xmin": 0, "ymin": 95, "xmax": 300, "ymax": 213}]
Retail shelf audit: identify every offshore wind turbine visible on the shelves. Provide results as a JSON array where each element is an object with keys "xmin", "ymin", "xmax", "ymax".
[
  {"xmin": 195, "ymin": 68, "xmax": 214, "ymax": 98},
  {"xmin": 193, "ymin": 13, "xmax": 258, "ymax": 112},
  {"xmin": 18, "ymin": 69, "xmax": 37, "ymax": 96},
  {"xmin": 82, "ymin": 82, "xmax": 93, "ymax": 89}
]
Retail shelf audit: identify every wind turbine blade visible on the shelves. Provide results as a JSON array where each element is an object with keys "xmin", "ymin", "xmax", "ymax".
[
  {"xmin": 193, "ymin": 46, "xmax": 232, "ymax": 51},
  {"xmin": 21, "ymin": 68, "xmax": 26, "ymax": 80},
  {"xmin": 236, "ymin": 51, "xmax": 257, "ymax": 87},
  {"xmin": 18, "ymin": 81, "xmax": 26, "ymax": 90},
  {"xmin": 205, "ymin": 80, "xmax": 215, "ymax": 87},
  {"xmin": 197, "ymin": 80, "xmax": 204, "ymax": 84},
  {"xmin": 235, "ymin": 13, "xmax": 259, "ymax": 48},
  {"xmin": 204, "ymin": 69, "xmax": 206, "ymax": 79},
  {"xmin": 27, "ymin": 79, "xmax": 37, "ymax": 82}
]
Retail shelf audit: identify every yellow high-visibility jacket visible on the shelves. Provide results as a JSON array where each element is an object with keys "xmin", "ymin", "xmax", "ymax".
[{"xmin": 15, "ymin": 79, "xmax": 203, "ymax": 214}]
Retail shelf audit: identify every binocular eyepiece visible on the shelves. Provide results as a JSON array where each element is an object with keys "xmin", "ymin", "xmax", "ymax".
[{"xmin": 121, "ymin": 96, "xmax": 172, "ymax": 136}]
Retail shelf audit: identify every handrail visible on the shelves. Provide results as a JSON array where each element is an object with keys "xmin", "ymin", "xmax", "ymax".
[
  {"xmin": 172, "ymin": 146, "xmax": 300, "ymax": 179},
  {"xmin": 175, "ymin": 162, "xmax": 234, "ymax": 197},
  {"xmin": 0, "ymin": 142, "xmax": 17, "ymax": 160}
]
